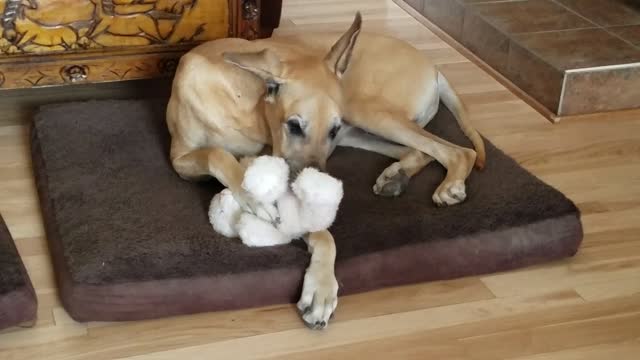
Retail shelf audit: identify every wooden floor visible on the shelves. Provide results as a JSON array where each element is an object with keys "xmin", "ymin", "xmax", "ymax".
[{"xmin": 1, "ymin": 0, "xmax": 639, "ymax": 359}]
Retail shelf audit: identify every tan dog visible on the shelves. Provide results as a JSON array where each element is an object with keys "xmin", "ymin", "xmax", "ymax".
[{"xmin": 167, "ymin": 13, "xmax": 485, "ymax": 329}]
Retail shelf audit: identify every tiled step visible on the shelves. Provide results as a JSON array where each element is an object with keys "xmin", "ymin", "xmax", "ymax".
[{"xmin": 400, "ymin": 0, "xmax": 640, "ymax": 117}]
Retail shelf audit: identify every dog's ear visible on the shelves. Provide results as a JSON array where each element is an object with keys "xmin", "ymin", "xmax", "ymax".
[
  {"xmin": 223, "ymin": 49, "xmax": 284, "ymax": 84},
  {"xmin": 324, "ymin": 12, "xmax": 362, "ymax": 79}
]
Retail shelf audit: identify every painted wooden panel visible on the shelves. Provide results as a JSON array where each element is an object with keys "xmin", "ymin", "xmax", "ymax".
[
  {"xmin": 0, "ymin": 0, "xmax": 280, "ymax": 89},
  {"xmin": 0, "ymin": 0, "xmax": 229, "ymax": 54}
]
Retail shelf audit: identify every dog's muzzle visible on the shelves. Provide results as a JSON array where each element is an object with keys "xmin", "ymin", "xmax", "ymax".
[{"xmin": 287, "ymin": 159, "xmax": 325, "ymax": 177}]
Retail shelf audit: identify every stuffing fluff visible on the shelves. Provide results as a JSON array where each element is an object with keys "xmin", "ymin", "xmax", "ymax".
[
  {"xmin": 274, "ymin": 191, "xmax": 305, "ymax": 237},
  {"xmin": 241, "ymin": 156, "xmax": 289, "ymax": 204},
  {"xmin": 209, "ymin": 155, "xmax": 344, "ymax": 247},
  {"xmin": 289, "ymin": 168, "xmax": 343, "ymax": 233},
  {"xmin": 292, "ymin": 168, "xmax": 344, "ymax": 206},
  {"xmin": 237, "ymin": 213, "xmax": 291, "ymax": 247},
  {"xmin": 208, "ymin": 189, "xmax": 242, "ymax": 238}
]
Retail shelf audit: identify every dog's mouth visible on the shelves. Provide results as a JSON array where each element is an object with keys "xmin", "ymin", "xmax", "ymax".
[
  {"xmin": 287, "ymin": 162, "xmax": 304, "ymax": 182},
  {"xmin": 286, "ymin": 160, "xmax": 325, "ymax": 180}
]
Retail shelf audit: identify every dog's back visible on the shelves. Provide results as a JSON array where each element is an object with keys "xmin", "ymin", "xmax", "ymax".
[{"xmin": 168, "ymin": 32, "xmax": 439, "ymax": 152}]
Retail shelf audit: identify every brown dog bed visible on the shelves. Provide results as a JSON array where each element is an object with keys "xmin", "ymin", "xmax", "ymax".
[
  {"xmin": 31, "ymin": 99, "xmax": 582, "ymax": 322},
  {"xmin": 0, "ymin": 214, "xmax": 37, "ymax": 330}
]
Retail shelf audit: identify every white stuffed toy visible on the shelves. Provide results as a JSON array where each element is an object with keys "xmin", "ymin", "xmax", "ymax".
[{"xmin": 208, "ymin": 156, "xmax": 344, "ymax": 247}]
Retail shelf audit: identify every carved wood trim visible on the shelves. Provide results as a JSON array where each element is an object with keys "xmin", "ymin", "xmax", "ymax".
[
  {"xmin": 235, "ymin": 0, "xmax": 261, "ymax": 40},
  {"xmin": 0, "ymin": 0, "xmax": 281, "ymax": 89},
  {"xmin": 0, "ymin": 47, "xmax": 189, "ymax": 88},
  {"xmin": 0, "ymin": 0, "xmax": 230, "ymax": 55}
]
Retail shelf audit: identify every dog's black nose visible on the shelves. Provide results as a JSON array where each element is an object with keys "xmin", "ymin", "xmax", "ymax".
[
  {"xmin": 307, "ymin": 161, "xmax": 326, "ymax": 172},
  {"xmin": 287, "ymin": 159, "xmax": 326, "ymax": 175}
]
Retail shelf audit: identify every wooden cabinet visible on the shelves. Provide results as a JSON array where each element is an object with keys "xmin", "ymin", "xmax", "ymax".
[{"xmin": 0, "ymin": 0, "xmax": 282, "ymax": 89}]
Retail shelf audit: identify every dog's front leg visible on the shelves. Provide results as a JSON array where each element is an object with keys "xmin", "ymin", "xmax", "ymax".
[
  {"xmin": 170, "ymin": 143, "xmax": 266, "ymax": 215},
  {"xmin": 297, "ymin": 230, "xmax": 338, "ymax": 330}
]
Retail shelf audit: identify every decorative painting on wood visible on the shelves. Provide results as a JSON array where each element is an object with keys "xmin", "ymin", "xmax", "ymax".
[
  {"xmin": 0, "ymin": 0, "xmax": 280, "ymax": 89},
  {"xmin": 0, "ymin": 0, "xmax": 228, "ymax": 54}
]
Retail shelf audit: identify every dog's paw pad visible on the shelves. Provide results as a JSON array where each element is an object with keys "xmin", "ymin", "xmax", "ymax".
[{"xmin": 373, "ymin": 163, "xmax": 409, "ymax": 197}]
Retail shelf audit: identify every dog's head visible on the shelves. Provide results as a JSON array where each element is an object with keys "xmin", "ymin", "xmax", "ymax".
[{"xmin": 223, "ymin": 13, "xmax": 362, "ymax": 173}]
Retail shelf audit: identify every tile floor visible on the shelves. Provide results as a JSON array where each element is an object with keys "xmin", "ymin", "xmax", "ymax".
[{"xmin": 402, "ymin": 0, "xmax": 640, "ymax": 116}]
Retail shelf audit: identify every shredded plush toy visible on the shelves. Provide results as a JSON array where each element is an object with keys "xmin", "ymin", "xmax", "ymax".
[{"xmin": 208, "ymin": 156, "xmax": 344, "ymax": 247}]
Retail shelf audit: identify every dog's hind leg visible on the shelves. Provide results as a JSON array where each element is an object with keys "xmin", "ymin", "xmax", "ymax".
[
  {"xmin": 344, "ymin": 101, "xmax": 476, "ymax": 206},
  {"xmin": 338, "ymin": 127, "xmax": 434, "ymax": 197},
  {"xmin": 373, "ymin": 150, "xmax": 435, "ymax": 197}
]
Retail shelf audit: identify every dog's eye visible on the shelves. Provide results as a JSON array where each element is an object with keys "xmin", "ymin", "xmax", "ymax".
[
  {"xmin": 286, "ymin": 118, "xmax": 304, "ymax": 137},
  {"xmin": 266, "ymin": 81, "xmax": 280, "ymax": 97},
  {"xmin": 329, "ymin": 125, "xmax": 341, "ymax": 140}
]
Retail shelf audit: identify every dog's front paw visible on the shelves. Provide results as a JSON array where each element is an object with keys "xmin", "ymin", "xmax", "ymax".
[
  {"xmin": 373, "ymin": 162, "xmax": 409, "ymax": 197},
  {"xmin": 297, "ymin": 265, "xmax": 338, "ymax": 330},
  {"xmin": 209, "ymin": 189, "xmax": 242, "ymax": 237},
  {"xmin": 233, "ymin": 190, "xmax": 280, "ymax": 224},
  {"xmin": 432, "ymin": 179, "xmax": 466, "ymax": 207},
  {"xmin": 237, "ymin": 213, "xmax": 291, "ymax": 247}
]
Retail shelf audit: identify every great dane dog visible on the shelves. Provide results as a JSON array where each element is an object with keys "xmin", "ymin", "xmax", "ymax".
[{"xmin": 167, "ymin": 12, "xmax": 485, "ymax": 329}]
